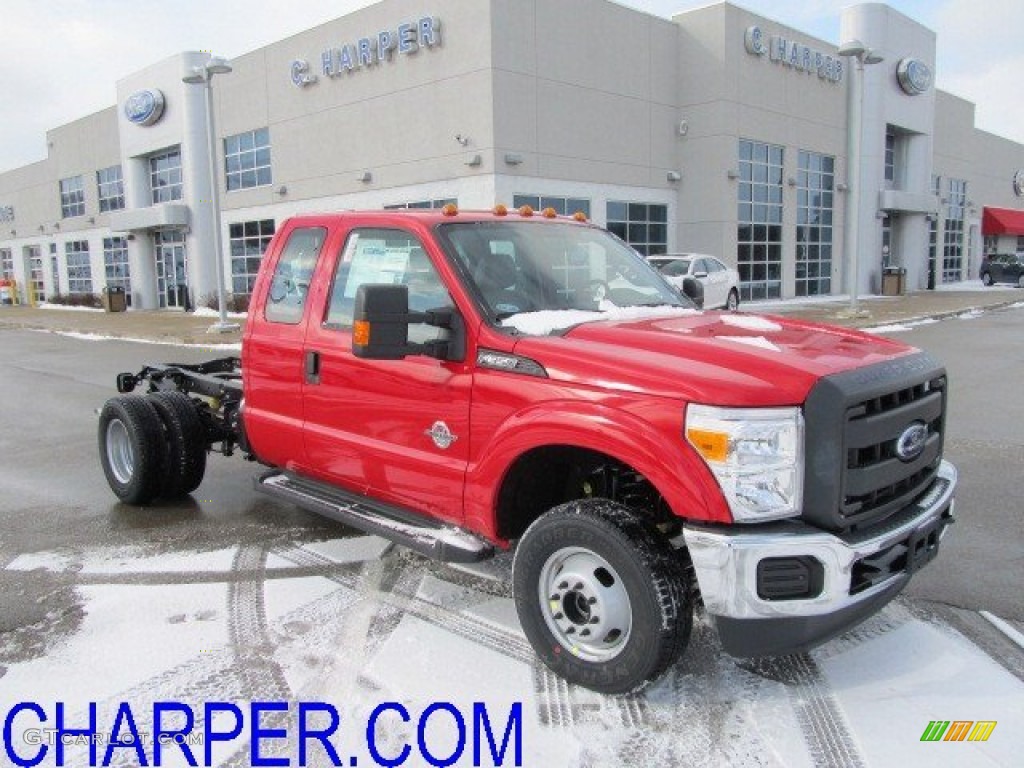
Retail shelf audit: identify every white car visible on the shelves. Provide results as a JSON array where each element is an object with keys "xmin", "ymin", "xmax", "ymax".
[{"xmin": 649, "ymin": 253, "xmax": 741, "ymax": 310}]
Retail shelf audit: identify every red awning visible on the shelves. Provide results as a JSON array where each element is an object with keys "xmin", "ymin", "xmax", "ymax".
[{"xmin": 982, "ymin": 207, "xmax": 1024, "ymax": 236}]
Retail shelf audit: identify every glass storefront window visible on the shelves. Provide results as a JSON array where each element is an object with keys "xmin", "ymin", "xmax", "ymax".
[
  {"xmin": 224, "ymin": 128, "xmax": 272, "ymax": 191},
  {"xmin": 606, "ymin": 201, "xmax": 667, "ymax": 256},
  {"xmin": 737, "ymin": 139, "xmax": 783, "ymax": 300}
]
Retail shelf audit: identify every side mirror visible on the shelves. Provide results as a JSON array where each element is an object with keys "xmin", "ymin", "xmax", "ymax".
[
  {"xmin": 353, "ymin": 284, "xmax": 412, "ymax": 359},
  {"xmin": 681, "ymin": 276, "xmax": 704, "ymax": 309},
  {"xmin": 353, "ymin": 284, "xmax": 464, "ymax": 361}
]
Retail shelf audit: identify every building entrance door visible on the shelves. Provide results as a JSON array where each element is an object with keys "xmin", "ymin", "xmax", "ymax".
[
  {"xmin": 26, "ymin": 246, "xmax": 44, "ymax": 304},
  {"xmin": 154, "ymin": 230, "xmax": 189, "ymax": 309}
]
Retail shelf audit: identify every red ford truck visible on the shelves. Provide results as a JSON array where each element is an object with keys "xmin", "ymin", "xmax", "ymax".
[{"xmin": 99, "ymin": 207, "xmax": 956, "ymax": 693}]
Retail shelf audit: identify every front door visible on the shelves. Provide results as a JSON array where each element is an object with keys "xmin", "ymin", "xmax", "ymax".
[
  {"xmin": 302, "ymin": 225, "xmax": 472, "ymax": 525},
  {"xmin": 154, "ymin": 230, "xmax": 188, "ymax": 309}
]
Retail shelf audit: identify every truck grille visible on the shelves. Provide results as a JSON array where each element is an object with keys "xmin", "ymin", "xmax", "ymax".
[{"xmin": 803, "ymin": 353, "xmax": 948, "ymax": 532}]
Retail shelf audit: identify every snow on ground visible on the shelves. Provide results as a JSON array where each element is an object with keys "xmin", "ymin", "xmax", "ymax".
[
  {"xmin": 29, "ymin": 328, "xmax": 242, "ymax": 351},
  {"xmin": 867, "ymin": 318, "xmax": 941, "ymax": 334},
  {"xmin": 1, "ymin": 537, "xmax": 1021, "ymax": 767},
  {"xmin": 38, "ymin": 302, "xmax": 105, "ymax": 312}
]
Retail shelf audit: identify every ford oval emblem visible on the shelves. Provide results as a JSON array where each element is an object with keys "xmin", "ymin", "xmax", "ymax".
[
  {"xmin": 896, "ymin": 422, "xmax": 929, "ymax": 462},
  {"xmin": 124, "ymin": 89, "xmax": 165, "ymax": 126},
  {"xmin": 896, "ymin": 58, "xmax": 932, "ymax": 96}
]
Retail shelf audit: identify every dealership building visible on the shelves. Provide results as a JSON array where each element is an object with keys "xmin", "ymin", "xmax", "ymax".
[{"xmin": 1, "ymin": 0, "xmax": 1023, "ymax": 310}]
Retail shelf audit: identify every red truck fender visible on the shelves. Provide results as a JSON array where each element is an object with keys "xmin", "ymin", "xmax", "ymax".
[{"xmin": 463, "ymin": 399, "xmax": 733, "ymax": 542}]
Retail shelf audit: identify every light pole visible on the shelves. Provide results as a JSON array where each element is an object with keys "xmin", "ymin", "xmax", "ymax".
[
  {"xmin": 837, "ymin": 39, "xmax": 883, "ymax": 316},
  {"xmin": 183, "ymin": 55, "xmax": 238, "ymax": 333}
]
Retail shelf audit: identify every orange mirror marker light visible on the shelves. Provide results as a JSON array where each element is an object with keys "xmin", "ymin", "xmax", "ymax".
[{"xmin": 353, "ymin": 320, "xmax": 371, "ymax": 347}]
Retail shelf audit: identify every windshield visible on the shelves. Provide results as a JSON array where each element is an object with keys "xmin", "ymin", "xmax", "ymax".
[
  {"xmin": 437, "ymin": 221, "xmax": 691, "ymax": 330},
  {"xmin": 659, "ymin": 259, "xmax": 692, "ymax": 277}
]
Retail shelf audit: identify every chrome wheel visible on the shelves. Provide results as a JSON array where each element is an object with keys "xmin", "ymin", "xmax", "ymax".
[
  {"xmin": 538, "ymin": 546, "xmax": 632, "ymax": 662},
  {"xmin": 105, "ymin": 418, "xmax": 134, "ymax": 485}
]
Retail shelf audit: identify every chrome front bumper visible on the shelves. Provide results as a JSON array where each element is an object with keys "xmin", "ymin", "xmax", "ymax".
[{"xmin": 681, "ymin": 460, "xmax": 957, "ymax": 655}]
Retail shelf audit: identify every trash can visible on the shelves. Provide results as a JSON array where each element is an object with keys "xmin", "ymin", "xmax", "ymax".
[
  {"xmin": 881, "ymin": 266, "xmax": 906, "ymax": 296},
  {"xmin": 102, "ymin": 285, "xmax": 127, "ymax": 312}
]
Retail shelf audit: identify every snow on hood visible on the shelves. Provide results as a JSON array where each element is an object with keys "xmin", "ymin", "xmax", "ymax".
[
  {"xmin": 718, "ymin": 313, "xmax": 783, "ymax": 332},
  {"xmin": 716, "ymin": 335, "xmax": 782, "ymax": 352},
  {"xmin": 500, "ymin": 303, "xmax": 700, "ymax": 335}
]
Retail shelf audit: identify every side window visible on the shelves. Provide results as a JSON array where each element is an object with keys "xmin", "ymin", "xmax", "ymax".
[
  {"xmin": 325, "ymin": 228, "xmax": 452, "ymax": 344},
  {"xmin": 265, "ymin": 227, "xmax": 327, "ymax": 324}
]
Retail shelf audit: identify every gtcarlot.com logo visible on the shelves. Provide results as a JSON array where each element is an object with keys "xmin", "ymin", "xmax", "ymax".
[{"xmin": 920, "ymin": 720, "xmax": 997, "ymax": 742}]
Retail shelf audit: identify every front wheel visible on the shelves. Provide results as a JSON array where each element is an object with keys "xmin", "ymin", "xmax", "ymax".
[
  {"xmin": 513, "ymin": 500, "xmax": 692, "ymax": 694},
  {"xmin": 981, "ymin": 271, "xmax": 993, "ymax": 286},
  {"xmin": 1018, "ymin": 275, "xmax": 1024, "ymax": 289}
]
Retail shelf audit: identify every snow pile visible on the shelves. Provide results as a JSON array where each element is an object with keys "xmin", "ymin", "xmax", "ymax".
[
  {"xmin": 867, "ymin": 318, "xmax": 940, "ymax": 334},
  {"xmin": 39, "ymin": 302, "xmax": 104, "ymax": 312}
]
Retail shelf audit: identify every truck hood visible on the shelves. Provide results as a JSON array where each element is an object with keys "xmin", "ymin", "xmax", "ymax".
[{"xmin": 507, "ymin": 308, "xmax": 916, "ymax": 406}]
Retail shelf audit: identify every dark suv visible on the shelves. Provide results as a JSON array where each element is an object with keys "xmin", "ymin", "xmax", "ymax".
[{"xmin": 979, "ymin": 253, "xmax": 1024, "ymax": 287}]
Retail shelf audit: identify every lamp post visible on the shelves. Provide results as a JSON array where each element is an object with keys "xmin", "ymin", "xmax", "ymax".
[
  {"xmin": 837, "ymin": 39, "xmax": 883, "ymax": 316},
  {"xmin": 182, "ymin": 55, "xmax": 238, "ymax": 333}
]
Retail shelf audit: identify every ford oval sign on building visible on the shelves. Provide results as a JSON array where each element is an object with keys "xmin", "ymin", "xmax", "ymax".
[
  {"xmin": 896, "ymin": 58, "xmax": 932, "ymax": 96},
  {"xmin": 124, "ymin": 89, "xmax": 166, "ymax": 126}
]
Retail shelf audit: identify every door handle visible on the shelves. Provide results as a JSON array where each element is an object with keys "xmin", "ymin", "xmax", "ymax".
[{"xmin": 305, "ymin": 350, "xmax": 321, "ymax": 385}]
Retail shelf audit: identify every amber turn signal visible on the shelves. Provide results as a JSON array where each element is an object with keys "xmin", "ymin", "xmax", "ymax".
[{"xmin": 353, "ymin": 320, "xmax": 371, "ymax": 347}]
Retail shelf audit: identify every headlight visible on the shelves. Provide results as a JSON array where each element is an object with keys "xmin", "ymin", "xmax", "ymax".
[{"xmin": 685, "ymin": 404, "xmax": 804, "ymax": 522}]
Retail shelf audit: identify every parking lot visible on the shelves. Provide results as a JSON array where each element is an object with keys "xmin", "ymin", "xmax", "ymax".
[{"xmin": 1, "ymin": 298, "xmax": 1022, "ymax": 766}]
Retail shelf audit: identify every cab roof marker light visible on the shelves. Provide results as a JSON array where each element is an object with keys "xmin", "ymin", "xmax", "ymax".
[
  {"xmin": 442, "ymin": 203, "xmax": 459, "ymax": 217},
  {"xmin": 493, "ymin": 204, "xmax": 508, "ymax": 216},
  {"xmin": 542, "ymin": 207, "xmax": 558, "ymax": 219},
  {"xmin": 572, "ymin": 211, "xmax": 588, "ymax": 222},
  {"xmin": 519, "ymin": 205, "xmax": 534, "ymax": 217}
]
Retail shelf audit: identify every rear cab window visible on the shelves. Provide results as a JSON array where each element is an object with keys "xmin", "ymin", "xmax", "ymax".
[{"xmin": 265, "ymin": 227, "xmax": 327, "ymax": 324}]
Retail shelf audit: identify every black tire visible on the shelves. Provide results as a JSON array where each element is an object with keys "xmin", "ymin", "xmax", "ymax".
[
  {"xmin": 1018, "ymin": 275, "xmax": 1024, "ymax": 289},
  {"xmin": 513, "ymin": 499, "xmax": 692, "ymax": 694},
  {"xmin": 149, "ymin": 391, "xmax": 207, "ymax": 498},
  {"xmin": 980, "ymin": 271, "xmax": 992, "ymax": 286},
  {"xmin": 726, "ymin": 289, "xmax": 740, "ymax": 311},
  {"xmin": 98, "ymin": 396, "xmax": 169, "ymax": 505}
]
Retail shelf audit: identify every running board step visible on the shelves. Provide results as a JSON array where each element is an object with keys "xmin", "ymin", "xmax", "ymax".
[{"xmin": 256, "ymin": 471, "xmax": 494, "ymax": 563}]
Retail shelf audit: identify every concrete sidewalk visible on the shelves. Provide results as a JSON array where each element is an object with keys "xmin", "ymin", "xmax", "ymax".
[{"xmin": 0, "ymin": 286, "xmax": 1021, "ymax": 345}]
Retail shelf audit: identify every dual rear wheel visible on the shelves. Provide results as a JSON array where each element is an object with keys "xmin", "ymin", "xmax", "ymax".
[{"xmin": 98, "ymin": 392, "xmax": 207, "ymax": 505}]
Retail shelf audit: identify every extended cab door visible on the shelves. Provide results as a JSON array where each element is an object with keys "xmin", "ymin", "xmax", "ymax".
[
  {"xmin": 242, "ymin": 223, "xmax": 334, "ymax": 470},
  {"xmin": 301, "ymin": 226, "xmax": 472, "ymax": 525}
]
